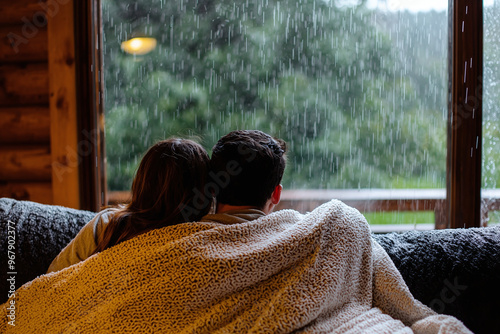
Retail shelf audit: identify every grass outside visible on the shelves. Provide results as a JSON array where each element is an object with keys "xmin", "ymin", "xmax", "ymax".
[
  {"xmin": 488, "ymin": 211, "xmax": 500, "ymax": 225},
  {"xmin": 363, "ymin": 211, "xmax": 435, "ymax": 225},
  {"xmin": 364, "ymin": 210, "xmax": 499, "ymax": 226}
]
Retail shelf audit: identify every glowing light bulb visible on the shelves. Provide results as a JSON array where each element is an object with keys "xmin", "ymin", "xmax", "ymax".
[
  {"xmin": 121, "ymin": 37, "xmax": 157, "ymax": 55},
  {"xmin": 130, "ymin": 39, "xmax": 143, "ymax": 50}
]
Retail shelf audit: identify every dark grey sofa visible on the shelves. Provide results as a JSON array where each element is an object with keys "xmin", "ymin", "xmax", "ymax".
[{"xmin": 1, "ymin": 197, "xmax": 499, "ymax": 333}]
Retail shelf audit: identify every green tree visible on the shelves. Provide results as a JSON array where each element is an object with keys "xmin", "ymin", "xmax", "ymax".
[{"xmin": 102, "ymin": 0, "xmax": 449, "ymax": 191}]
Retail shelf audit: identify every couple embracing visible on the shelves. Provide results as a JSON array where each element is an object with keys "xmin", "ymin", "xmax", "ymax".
[{"xmin": 2, "ymin": 130, "xmax": 471, "ymax": 333}]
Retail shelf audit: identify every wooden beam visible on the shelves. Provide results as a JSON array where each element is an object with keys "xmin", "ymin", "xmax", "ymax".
[
  {"xmin": 0, "ymin": 107, "xmax": 50, "ymax": 144},
  {"xmin": 0, "ymin": 63, "xmax": 49, "ymax": 106},
  {"xmin": 0, "ymin": 146, "xmax": 52, "ymax": 181},
  {"xmin": 0, "ymin": 181, "xmax": 53, "ymax": 205},
  {"xmin": 447, "ymin": 0, "xmax": 483, "ymax": 228},
  {"xmin": 0, "ymin": 25, "xmax": 48, "ymax": 63},
  {"xmin": 48, "ymin": 0, "xmax": 80, "ymax": 209}
]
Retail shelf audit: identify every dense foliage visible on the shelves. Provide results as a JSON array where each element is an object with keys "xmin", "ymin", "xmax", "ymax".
[{"xmin": 102, "ymin": 0, "xmax": 498, "ymax": 191}]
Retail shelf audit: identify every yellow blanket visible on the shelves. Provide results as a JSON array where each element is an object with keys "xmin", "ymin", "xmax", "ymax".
[{"xmin": 1, "ymin": 200, "xmax": 471, "ymax": 333}]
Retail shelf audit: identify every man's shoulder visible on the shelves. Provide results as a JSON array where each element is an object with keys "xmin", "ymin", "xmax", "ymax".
[
  {"xmin": 298, "ymin": 199, "xmax": 370, "ymax": 235},
  {"xmin": 200, "ymin": 209, "xmax": 266, "ymax": 225}
]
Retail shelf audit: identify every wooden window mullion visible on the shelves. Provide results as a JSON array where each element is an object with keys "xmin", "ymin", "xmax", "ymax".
[
  {"xmin": 74, "ymin": 0, "xmax": 106, "ymax": 212},
  {"xmin": 447, "ymin": 0, "xmax": 483, "ymax": 228}
]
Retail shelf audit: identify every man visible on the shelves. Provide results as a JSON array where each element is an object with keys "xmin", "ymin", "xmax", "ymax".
[{"xmin": 194, "ymin": 129, "xmax": 472, "ymax": 333}]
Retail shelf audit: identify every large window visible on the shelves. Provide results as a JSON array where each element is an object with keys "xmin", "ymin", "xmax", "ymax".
[{"xmin": 99, "ymin": 0, "xmax": 498, "ymax": 227}]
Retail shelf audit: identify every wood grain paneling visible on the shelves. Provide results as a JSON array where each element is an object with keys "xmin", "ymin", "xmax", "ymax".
[
  {"xmin": 0, "ymin": 181, "xmax": 52, "ymax": 204},
  {"xmin": 0, "ymin": 25, "xmax": 48, "ymax": 62},
  {"xmin": 48, "ymin": 0, "xmax": 80, "ymax": 208},
  {"xmin": 0, "ymin": 63, "xmax": 49, "ymax": 106},
  {"xmin": 0, "ymin": 1, "xmax": 53, "ymax": 206},
  {"xmin": 0, "ymin": 107, "xmax": 50, "ymax": 144},
  {"xmin": 0, "ymin": 146, "xmax": 52, "ymax": 181},
  {"xmin": 0, "ymin": 0, "xmax": 48, "ymax": 26}
]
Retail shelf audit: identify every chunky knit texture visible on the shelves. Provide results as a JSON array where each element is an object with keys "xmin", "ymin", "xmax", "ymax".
[
  {"xmin": 1, "ymin": 200, "xmax": 471, "ymax": 333},
  {"xmin": 373, "ymin": 226, "xmax": 500, "ymax": 334},
  {"xmin": 0, "ymin": 198, "xmax": 94, "ymax": 301}
]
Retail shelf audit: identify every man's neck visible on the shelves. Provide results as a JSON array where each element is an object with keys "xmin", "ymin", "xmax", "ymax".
[
  {"xmin": 215, "ymin": 186, "xmax": 281, "ymax": 215},
  {"xmin": 216, "ymin": 203, "xmax": 262, "ymax": 214},
  {"xmin": 216, "ymin": 198, "xmax": 274, "ymax": 215}
]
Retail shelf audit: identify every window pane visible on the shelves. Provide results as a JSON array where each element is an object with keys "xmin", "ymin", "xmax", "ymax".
[
  {"xmin": 483, "ymin": 1, "xmax": 500, "ymax": 226},
  {"xmin": 102, "ymin": 0, "xmax": 448, "ymax": 226}
]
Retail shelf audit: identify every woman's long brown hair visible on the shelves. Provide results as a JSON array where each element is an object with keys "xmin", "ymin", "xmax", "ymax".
[{"xmin": 94, "ymin": 138, "xmax": 211, "ymax": 253}]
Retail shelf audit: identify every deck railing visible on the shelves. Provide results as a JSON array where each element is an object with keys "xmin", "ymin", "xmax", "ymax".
[{"xmin": 107, "ymin": 189, "xmax": 500, "ymax": 233}]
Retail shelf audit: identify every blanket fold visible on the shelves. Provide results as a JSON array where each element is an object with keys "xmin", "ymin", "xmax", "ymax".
[{"xmin": 1, "ymin": 200, "xmax": 471, "ymax": 333}]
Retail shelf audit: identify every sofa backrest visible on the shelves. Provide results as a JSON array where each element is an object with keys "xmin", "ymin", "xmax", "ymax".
[
  {"xmin": 0, "ymin": 197, "xmax": 95, "ymax": 302},
  {"xmin": 373, "ymin": 228, "xmax": 500, "ymax": 334}
]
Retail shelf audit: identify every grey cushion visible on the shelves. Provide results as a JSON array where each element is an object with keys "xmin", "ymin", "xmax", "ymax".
[
  {"xmin": 0, "ymin": 198, "xmax": 95, "ymax": 302},
  {"xmin": 373, "ymin": 227, "xmax": 500, "ymax": 334}
]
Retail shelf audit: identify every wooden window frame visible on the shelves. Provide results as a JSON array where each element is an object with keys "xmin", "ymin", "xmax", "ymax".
[
  {"xmin": 447, "ymin": 0, "xmax": 483, "ymax": 228},
  {"xmin": 74, "ymin": 0, "xmax": 106, "ymax": 211},
  {"xmin": 77, "ymin": 0, "xmax": 486, "ymax": 226}
]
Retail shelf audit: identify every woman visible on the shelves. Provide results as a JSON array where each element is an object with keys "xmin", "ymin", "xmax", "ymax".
[{"xmin": 47, "ymin": 138, "xmax": 211, "ymax": 273}]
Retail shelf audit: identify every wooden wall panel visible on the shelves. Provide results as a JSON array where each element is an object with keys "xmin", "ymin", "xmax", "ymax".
[
  {"xmin": 48, "ymin": 0, "xmax": 80, "ymax": 208},
  {"xmin": 0, "ymin": 107, "xmax": 50, "ymax": 144},
  {"xmin": 0, "ymin": 0, "xmax": 48, "ymax": 26},
  {"xmin": 0, "ymin": 63, "xmax": 49, "ymax": 106},
  {"xmin": 0, "ymin": 0, "xmax": 54, "ymax": 205},
  {"xmin": 0, "ymin": 146, "xmax": 51, "ymax": 181},
  {"xmin": 0, "ymin": 182, "xmax": 52, "ymax": 204},
  {"xmin": 0, "ymin": 25, "xmax": 48, "ymax": 62}
]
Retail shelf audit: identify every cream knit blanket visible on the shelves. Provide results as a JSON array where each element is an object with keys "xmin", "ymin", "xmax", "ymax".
[{"xmin": 1, "ymin": 200, "xmax": 471, "ymax": 333}]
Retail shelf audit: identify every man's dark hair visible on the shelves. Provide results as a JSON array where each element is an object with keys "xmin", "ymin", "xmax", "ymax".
[{"xmin": 210, "ymin": 130, "xmax": 287, "ymax": 209}]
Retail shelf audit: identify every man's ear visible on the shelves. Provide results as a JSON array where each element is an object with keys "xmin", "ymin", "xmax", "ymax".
[{"xmin": 271, "ymin": 184, "xmax": 282, "ymax": 205}]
